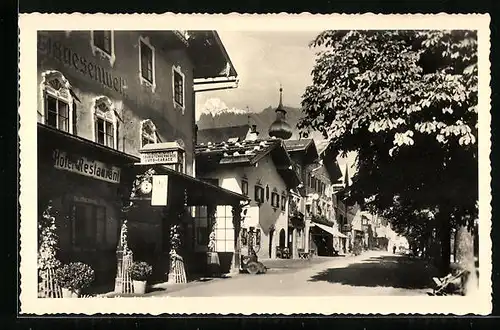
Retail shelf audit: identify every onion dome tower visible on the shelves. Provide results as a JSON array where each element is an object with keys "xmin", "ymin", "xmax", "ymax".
[{"xmin": 268, "ymin": 86, "xmax": 293, "ymax": 140}]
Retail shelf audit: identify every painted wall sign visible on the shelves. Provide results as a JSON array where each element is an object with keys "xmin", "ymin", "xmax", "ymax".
[
  {"xmin": 151, "ymin": 175, "xmax": 169, "ymax": 206},
  {"xmin": 38, "ymin": 35, "xmax": 127, "ymax": 95},
  {"xmin": 53, "ymin": 149, "xmax": 121, "ymax": 183},
  {"xmin": 140, "ymin": 150, "xmax": 179, "ymax": 165}
]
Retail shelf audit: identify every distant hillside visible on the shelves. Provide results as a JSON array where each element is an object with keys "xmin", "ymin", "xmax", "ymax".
[{"xmin": 197, "ymin": 106, "xmax": 324, "ymax": 141}]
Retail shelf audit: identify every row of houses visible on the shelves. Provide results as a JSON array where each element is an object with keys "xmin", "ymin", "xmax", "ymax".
[{"xmin": 35, "ymin": 30, "xmax": 390, "ymax": 293}]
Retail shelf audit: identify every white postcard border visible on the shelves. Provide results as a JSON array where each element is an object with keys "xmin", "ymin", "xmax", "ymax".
[{"xmin": 19, "ymin": 13, "xmax": 492, "ymax": 315}]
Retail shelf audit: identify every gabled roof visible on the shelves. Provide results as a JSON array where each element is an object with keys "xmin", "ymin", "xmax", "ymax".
[
  {"xmin": 283, "ymin": 138, "xmax": 313, "ymax": 152},
  {"xmin": 316, "ymin": 139, "xmax": 330, "ymax": 155},
  {"xmin": 197, "ymin": 125, "xmax": 250, "ymax": 145},
  {"xmin": 188, "ymin": 31, "xmax": 238, "ymax": 80},
  {"xmin": 196, "ymin": 137, "xmax": 301, "ymax": 189},
  {"xmin": 196, "ymin": 138, "xmax": 282, "ymax": 166},
  {"xmin": 283, "ymin": 138, "xmax": 319, "ymax": 164},
  {"xmin": 316, "ymin": 140, "xmax": 343, "ymax": 182}
]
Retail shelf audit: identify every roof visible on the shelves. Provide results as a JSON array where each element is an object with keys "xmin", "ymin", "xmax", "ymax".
[
  {"xmin": 195, "ymin": 137, "xmax": 301, "ymax": 190},
  {"xmin": 197, "ymin": 125, "xmax": 250, "ymax": 144},
  {"xmin": 283, "ymin": 139, "xmax": 314, "ymax": 152},
  {"xmin": 196, "ymin": 138, "xmax": 283, "ymax": 166},
  {"xmin": 188, "ymin": 31, "xmax": 238, "ymax": 80},
  {"xmin": 38, "ymin": 123, "xmax": 139, "ymax": 164},
  {"xmin": 284, "ymin": 138, "xmax": 320, "ymax": 165},
  {"xmin": 316, "ymin": 140, "xmax": 330, "ymax": 155},
  {"xmin": 38, "ymin": 123, "xmax": 247, "ymax": 206},
  {"xmin": 130, "ymin": 163, "xmax": 248, "ymax": 206}
]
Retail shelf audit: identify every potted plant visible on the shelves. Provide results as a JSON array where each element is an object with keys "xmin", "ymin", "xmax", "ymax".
[
  {"xmin": 55, "ymin": 262, "xmax": 95, "ymax": 298},
  {"xmin": 128, "ymin": 261, "xmax": 152, "ymax": 294}
]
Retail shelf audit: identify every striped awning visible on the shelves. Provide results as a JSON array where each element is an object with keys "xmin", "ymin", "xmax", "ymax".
[{"xmin": 311, "ymin": 223, "xmax": 348, "ymax": 238}]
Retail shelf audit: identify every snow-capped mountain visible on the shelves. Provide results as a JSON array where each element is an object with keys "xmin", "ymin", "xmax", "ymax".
[
  {"xmin": 196, "ymin": 97, "xmax": 357, "ymax": 181},
  {"xmin": 196, "ymin": 98, "xmax": 249, "ymax": 121}
]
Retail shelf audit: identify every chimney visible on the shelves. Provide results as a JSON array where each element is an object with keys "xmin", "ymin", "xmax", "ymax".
[{"xmin": 246, "ymin": 124, "xmax": 259, "ymax": 141}]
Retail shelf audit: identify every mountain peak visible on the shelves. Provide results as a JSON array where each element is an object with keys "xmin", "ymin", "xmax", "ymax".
[{"xmin": 196, "ymin": 97, "xmax": 249, "ymax": 121}]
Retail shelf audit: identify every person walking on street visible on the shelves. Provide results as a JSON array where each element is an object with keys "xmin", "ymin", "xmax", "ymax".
[{"xmin": 392, "ymin": 245, "xmax": 396, "ymax": 254}]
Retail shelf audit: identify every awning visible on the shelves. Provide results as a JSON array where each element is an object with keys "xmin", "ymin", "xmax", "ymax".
[
  {"xmin": 129, "ymin": 163, "xmax": 249, "ymax": 207},
  {"xmin": 311, "ymin": 223, "xmax": 348, "ymax": 238}
]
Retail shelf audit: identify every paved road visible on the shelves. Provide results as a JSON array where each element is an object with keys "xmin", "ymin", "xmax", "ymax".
[{"xmin": 155, "ymin": 251, "xmax": 437, "ymax": 297}]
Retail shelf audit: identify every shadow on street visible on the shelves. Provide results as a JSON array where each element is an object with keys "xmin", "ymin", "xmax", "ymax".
[{"xmin": 308, "ymin": 254, "xmax": 439, "ymax": 290}]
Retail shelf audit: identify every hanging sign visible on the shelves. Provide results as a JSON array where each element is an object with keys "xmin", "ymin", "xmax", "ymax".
[
  {"xmin": 151, "ymin": 175, "xmax": 169, "ymax": 206},
  {"xmin": 141, "ymin": 150, "xmax": 179, "ymax": 164}
]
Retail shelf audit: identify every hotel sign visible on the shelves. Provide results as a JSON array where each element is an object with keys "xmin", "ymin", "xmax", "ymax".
[
  {"xmin": 38, "ymin": 34, "xmax": 127, "ymax": 96},
  {"xmin": 53, "ymin": 149, "xmax": 121, "ymax": 184},
  {"xmin": 140, "ymin": 150, "xmax": 179, "ymax": 165}
]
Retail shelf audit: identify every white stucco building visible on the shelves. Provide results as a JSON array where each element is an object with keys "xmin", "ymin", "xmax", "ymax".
[{"xmin": 195, "ymin": 131, "xmax": 300, "ymax": 260}]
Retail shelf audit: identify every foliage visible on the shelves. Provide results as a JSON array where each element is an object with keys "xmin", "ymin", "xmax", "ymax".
[
  {"xmin": 128, "ymin": 261, "xmax": 153, "ymax": 281},
  {"xmin": 299, "ymin": 30, "xmax": 478, "ymax": 230},
  {"xmin": 38, "ymin": 202, "xmax": 61, "ymax": 270},
  {"xmin": 170, "ymin": 224, "xmax": 182, "ymax": 254},
  {"xmin": 55, "ymin": 262, "xmax": 95, "ymax": 291}
]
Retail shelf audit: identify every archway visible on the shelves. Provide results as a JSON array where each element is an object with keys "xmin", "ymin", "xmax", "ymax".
[{"xmin": 279, "ymin": 229, "xmax": 286, "ymax": 248}]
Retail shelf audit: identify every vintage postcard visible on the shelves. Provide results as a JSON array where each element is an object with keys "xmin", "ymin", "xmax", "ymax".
[{"xmin": 18, "ymin": 13, "xmax": 492, "ymax": 315}]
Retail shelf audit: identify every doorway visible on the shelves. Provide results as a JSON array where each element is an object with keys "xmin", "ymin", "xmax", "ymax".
[
  {"xmin": 268, "ymin": 228, "xmax": 275, "ymax": 258},
  {"xmin": 279, "ymin": 229, "xmax": 286, "ymax": 247}
]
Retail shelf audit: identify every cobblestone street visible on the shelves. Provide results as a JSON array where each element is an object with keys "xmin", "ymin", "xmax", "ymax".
[{"xmin": 146, "ymin": 251, "xmax": 438, "ymax": 297}]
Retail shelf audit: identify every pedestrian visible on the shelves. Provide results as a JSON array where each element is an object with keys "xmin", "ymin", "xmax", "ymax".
[{"xmin": 392, "ymin": 245, "xmax": 396, "ymax": 254}]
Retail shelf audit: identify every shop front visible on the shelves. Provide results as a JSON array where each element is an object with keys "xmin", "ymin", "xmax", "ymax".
[
  {"xmin": 38, "ymin": 123, "xmax": 248, "ymax": 294},
  {"xmin": 38, "ymin": 123, "xmax": 139, "ymax": 288}
]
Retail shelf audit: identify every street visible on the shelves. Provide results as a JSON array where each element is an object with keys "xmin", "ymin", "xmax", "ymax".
[{"xmin": 149, "ymin": 251, "xmax": 438, "ymax": 297}]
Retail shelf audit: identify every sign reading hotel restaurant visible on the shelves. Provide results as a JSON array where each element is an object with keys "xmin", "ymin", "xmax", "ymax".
[{"xmin": 53, "ymin": 149, "xmax": 121, "ymax": 183}]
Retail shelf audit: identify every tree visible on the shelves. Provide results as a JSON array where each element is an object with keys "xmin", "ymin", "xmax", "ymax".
[{"xmin": 299, "ymin": 30, "xmax": 478, "ymax": 290}]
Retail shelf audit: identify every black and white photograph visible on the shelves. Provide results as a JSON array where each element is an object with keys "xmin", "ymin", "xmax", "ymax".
[{"xmin": 18, "ymin": 14, "xmax": 491, "ymax": 315}]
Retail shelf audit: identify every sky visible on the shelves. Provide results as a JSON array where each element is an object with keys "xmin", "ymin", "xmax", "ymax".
[
  {"xmin": 195, "ymin": 30, "xmax": 356, "ymax": 179},
  {"xmin": 195, "ymin": 31, "xmax": 320, "ymax": 114}
]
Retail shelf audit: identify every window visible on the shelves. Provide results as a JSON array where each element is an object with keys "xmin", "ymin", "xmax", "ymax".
[
  {"xmin": 90, "ymin": 31, "xmax": 115, "ymax": 65},
  {"xmin": 214, "ymin": 206, "xmax": 234, "ymax": 252},
  {"xmin": 41, "ymin": 71, "xmax": 73, "ymax": 133},
  {"xmin": 271, "ymin": 192, "xmax": 280, "ymax": 209},
  {"xmin": 93, "ymin": 31, "xmax": 112, "ymax": 55},
  {"xmin": 254, "ymin": 185, "xmax": 264, "ymax": 203},
  {"xmin": 45, "ymin": 94, "xmax": 70, "ymax": 132},
  {"xmin": 281, "ymin": 195, "xmax": 286, "ymax": 211},
  {"xmin": 140, "ymin": 119, "xmax": 158, "ymax": 148},
  {"xmin": 96, "ymin": 118, "xmax": 114, "ymax": 147},
  {"xmin": 241, "ymin": 179, "xmax": 249, "ymax": 196},
  {"xmin": 172, "ymin": 66, "xmax": 185, "ymax": 110},
  {"xmin": 71, "ymin": 202, "xmax": 106, "ymax": 249},
  {"xmin": 193, "ymin": 206, "xmax": 210, "ymax": 251},
  {"xmin": 139, "ymin": 37, "xmax": 154, "ymax": 85},
  {"xmin": 93, "ymin": 96, "xmax": 117, "ymax": 149}
]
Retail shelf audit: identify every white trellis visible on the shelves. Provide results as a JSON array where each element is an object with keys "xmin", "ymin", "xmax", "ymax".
[{"xmin": 114, "ymin": 220, "xmax": 134, "ymax": 293}]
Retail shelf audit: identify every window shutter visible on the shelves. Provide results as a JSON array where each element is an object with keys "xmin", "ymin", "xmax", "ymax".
[{"xmin": 72, "ymin": 102, "xmax": 77, "ymax": 135}]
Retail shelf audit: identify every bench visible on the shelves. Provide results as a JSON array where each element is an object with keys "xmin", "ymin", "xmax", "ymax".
[{"xmin": 298, "ymin": 248, "xmax": 313, "ymax": 260}]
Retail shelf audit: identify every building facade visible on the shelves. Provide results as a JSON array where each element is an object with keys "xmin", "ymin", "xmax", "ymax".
[
  {"xmin": 36, "ymin": 30, "xmax": 246, "ymax": 291},
  {"xmin": 195, "ymin": 132, "xmax": 300, "ymax": 261}
]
